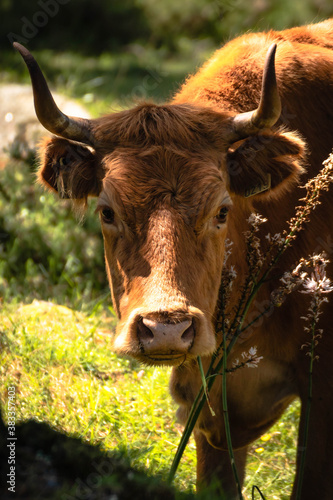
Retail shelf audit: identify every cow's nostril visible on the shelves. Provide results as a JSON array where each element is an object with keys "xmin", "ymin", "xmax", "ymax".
[
  {"xmin": 137, "ymin": 319, "xmax": 154, "ymax": 344},
  {"xmin": 181, "ymin": 322, "xmax": 195, "ymax": 344}
]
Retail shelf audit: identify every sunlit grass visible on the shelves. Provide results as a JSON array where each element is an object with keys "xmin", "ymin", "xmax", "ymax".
[
  {"xmin": 0, "ymin": 301, "xmax": 299, "ymax": 497},
  {"xmin": 244, "ymin": 403, "xmax": 299, "ymax": 499},
  {"xmin": 0, "ymin": 301, "xmax": 197, "ymax": 492}
]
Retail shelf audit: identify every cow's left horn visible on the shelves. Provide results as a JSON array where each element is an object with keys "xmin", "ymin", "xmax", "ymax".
[
  {"xmin": 13, "ymin": 43, "xmax": 94, "ymax": 146},
  {"xmin": 229, "ymin": 43, "xmax": 281, "ymax": 141}
]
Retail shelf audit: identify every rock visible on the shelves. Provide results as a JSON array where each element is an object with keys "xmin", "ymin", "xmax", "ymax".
[{"xmin": 0, "ymin": 84, "xmax": 90, "ymax": 162}]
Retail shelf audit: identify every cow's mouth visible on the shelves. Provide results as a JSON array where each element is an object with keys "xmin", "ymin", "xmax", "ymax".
[{"xmin": 143, "ymin": 353, "xmax": 187, "ymax": 366}]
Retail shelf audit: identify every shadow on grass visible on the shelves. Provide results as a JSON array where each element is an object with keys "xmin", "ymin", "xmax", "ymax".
[{"xmin": 0, "ymin": 412, "xmax": 196, "ymax": 500}]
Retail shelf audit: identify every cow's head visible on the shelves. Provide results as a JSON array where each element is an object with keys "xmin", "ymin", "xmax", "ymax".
[{"xmin": 15, "ymin": 43, "xmax": 306, "ymax": 366}]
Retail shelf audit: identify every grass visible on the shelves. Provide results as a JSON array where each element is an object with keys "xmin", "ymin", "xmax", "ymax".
[
  {"xmin": 0, "ymin": 300, "xmax": 299, "ymax": 498},
  {"xmin": 0, "ymin": 301, "xmax": 197, "ymax": 492}
]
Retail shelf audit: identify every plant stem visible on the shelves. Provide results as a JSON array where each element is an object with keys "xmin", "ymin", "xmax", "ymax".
[
  {"xmin": 252, "ymin": 485, "xmax": 267, "ymax": 499},
  {"xmin": 294, "ymin": 307, "xmax": 316, "ymax": 500},
  {"xmin": 198, "ymin": 356, "xmax": 216, "ymax": 416},
  {"xmin": 239, "ymin": 304, "xmax": 273, "ymax": 335},
  {"xmin": 167, "ymin": 385, "xmax": 205, "ymax": 484},
  {"xmin": 222, "ymin": 327, "xmax": 243, "ymax": 499}
]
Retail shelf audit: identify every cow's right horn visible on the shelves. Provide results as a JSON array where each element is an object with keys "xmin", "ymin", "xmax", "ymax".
[
  {"xmin": 228, "ymin": 43, "xmax": 281, "ymax": 141},
  {"xmin": 13, "ymin": 42, "xmax": 95, "ymax": 147}
]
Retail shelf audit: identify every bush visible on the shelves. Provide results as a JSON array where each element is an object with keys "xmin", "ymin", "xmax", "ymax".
[
  {"xmin": 0, "ymin": 157, "xmax": 108, "ymax": 307},
  {"xmin": 3, "ymin": 0, "xmax": 149, "ymax": 54},
  {"xmin": 3, "ymin": 0, "xmax": 333, "ymax": 55}
]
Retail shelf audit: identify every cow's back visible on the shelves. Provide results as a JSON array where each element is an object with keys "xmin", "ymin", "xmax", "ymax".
[
  {"xmin": 173, "ymin": 20, "xmax": 333, "ymax": 145},
  {"xmin": 276, "ymin": 18, "xmax": 333, "ymax": 49}
]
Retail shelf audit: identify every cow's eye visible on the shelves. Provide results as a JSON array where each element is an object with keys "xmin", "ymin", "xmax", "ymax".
[
  {"xmin": 215, "ymin": 206, "xmax": 229, "ymax": 225},
  {"xmin": 101, "ymin": 207, "xmax": 115, "ymax": 224}
]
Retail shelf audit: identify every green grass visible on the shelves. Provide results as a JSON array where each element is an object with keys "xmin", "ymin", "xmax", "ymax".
[
  {"xmin": 0, "ymin": 301, "xmax": 299, "ymax": 498},
  {"xmin": 0, "ymin": 302, "xmax": 197, "ymax": 492}
]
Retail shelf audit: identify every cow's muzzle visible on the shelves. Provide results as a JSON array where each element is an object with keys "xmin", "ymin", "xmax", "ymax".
[
  {"xmin": 114, "ymin": 306, "xmax": 216, "ymax": 366},
  {"xmin": 137, "ymin": 316, "xmax": 195, "ymax": 361}
]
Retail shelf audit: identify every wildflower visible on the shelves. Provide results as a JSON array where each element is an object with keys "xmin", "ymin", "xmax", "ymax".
[
  {"xmin": 246, "ymin": 355, "xmax": 264, "ymax": 368},
  {"xmin": 232, "ymin": 346, "xmax": 263, "ymax": 370},
  {"xmin": 270, "ymin": 258, "xmax": 309, "ymax": 307},
  {"xmin": 249, "ymin": 346, "xmax": 258, "ymax": 357},
  {"xmin": 216, "ymin": 263, "xmax": 238, "ymax": 332},
  {"xmin": 223, "ymin": 238, "xmax": 234, "ymax": 264},
  {"xmin": 301, "ymin": 256, "xmax": 333, "ymax": 295},
  {"xmin": 261, "ymin": 433, "xmax": 272, "ymax": 442},
  {"xmin": 265, "ymin": 232, "xmax": 285, "ymax": 245},
  {"xmin": 302, "ymin": 274, "xmax": 333, "ymax": 294},
  {"xmin": 244, "ymin": 214, "xmax": 267, "ymax": 272},
  {"xmin": 286, "ymin": 154, "xmax": 333, "ymax": 244},
  {"xmin": 229, "ymin": 265, "xmax": 237, "ymax": 280},
  {"xmin": 247, "ymin": 213, "xmax": 267, "ymax": 231},
  {"xmin": 299, "ymin": 253, "xmax": 332, "ymax": 358},
  {"xmin": 221, "ymin": 265, "xmax": 237, "ymax": 291}
]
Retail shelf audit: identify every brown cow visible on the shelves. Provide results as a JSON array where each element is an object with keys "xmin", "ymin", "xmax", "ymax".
[{"xmin": 14, "ymin": 18, "xmax": 333, "ymax": 500}]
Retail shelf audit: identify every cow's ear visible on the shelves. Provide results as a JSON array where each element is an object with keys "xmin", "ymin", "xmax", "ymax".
[
  {"xmin": 37, "ymin": 137, "xmax": 103, "ymax": 201},
  {"xmin": 226, "ymin": 129, "xmax": 307, "ymax": 199}
]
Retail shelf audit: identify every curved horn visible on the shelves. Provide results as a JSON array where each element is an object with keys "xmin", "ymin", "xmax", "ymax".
[
  {"xmin": 13, "ymin": 42, "xmax": 94, "ymax": 146},
  {"xmin": 229, "ymin": 43, "xmax": 281, "ymax": 141}
]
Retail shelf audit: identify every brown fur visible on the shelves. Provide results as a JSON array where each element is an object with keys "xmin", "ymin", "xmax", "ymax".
[{"xmin": 37, "ymin": 20, "xmax": 333, "ymax": 500}]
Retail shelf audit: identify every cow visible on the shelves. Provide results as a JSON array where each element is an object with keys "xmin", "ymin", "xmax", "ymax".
[{"xmin": 14, "ymin": 18, "xmax": 333, "ymax": 500}]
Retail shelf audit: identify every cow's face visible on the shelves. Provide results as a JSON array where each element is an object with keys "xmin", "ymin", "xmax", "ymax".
[
  {"xmin": 38, "ymin": 104, "xmax": 306, "ymax": 366},
  {"xmin": 97, "ymin": 147, "xmax": 231, "ymax": 364}
]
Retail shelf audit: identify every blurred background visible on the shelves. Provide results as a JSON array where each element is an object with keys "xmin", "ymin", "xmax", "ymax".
[
  {"xmin": 2, "ymin": 0, "xmax": 333, "ymax": 55},
  {"xmin": 2, "ymin": 0, "xmax": 333, "ymax": 108},
  {"xmin": 1, "ymin": 0, "xmax": 333, "ymax": 308}
]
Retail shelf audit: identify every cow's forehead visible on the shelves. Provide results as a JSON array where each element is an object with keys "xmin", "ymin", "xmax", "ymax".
[
  {"xmin": 98, "ymin": 145, "xmax": 229, "ymax": 218},
  {"xmin": 93, "ymin": 103, "xmax": 233, "ymax": 152}
]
